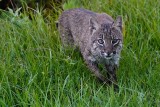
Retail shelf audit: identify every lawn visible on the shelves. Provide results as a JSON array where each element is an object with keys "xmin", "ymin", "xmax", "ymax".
[{"xmin": 0, "ymin": 0, "xmax": 160, "ymax": 106}]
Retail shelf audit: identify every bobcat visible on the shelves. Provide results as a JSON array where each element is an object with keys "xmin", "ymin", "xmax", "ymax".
[{"xmin": 57, "ymin": 8, "xmax": 123, "ymax": 87}]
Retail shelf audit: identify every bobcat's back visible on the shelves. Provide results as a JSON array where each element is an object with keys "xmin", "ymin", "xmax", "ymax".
[{"xmin": 58, "ymin": 8, "xmax": 115, "ymax": 52}]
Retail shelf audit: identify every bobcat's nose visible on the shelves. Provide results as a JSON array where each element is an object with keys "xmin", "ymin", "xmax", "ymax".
[
  {"xmin": 106, "ymin": 52, "xmax": 113, "ymax": 57},
  {"xmin": 101, "ymin": 51, "xmax": 113, "ymax": 58}
]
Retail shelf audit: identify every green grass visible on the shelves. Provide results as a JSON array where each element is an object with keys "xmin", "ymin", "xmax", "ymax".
[{"xmin": 0, "ymin": 0, "xmax": 160, "ymax": 106}]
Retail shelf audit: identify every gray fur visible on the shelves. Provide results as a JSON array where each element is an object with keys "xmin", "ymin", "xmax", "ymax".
[{"xmin": 58, "ymin": 8, "xmax": 123, "ymax": 87}]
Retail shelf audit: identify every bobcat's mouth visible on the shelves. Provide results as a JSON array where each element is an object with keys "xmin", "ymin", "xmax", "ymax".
[{"xmin": 105, "ymin": 56, "xmax": 112, "ymax": 59}]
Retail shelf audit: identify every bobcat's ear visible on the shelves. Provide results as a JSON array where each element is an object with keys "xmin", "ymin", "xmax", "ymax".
[
  {"xmin": 112, "ymin": 16, "xmax": 122, "ymax": 32},
  {"xmin": 89, "ymin": 18, "xmax": 99, "ymax": 34}
]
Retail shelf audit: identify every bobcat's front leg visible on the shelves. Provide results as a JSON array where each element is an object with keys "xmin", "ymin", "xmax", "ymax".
[
  {"xmin": 82, "ymin": 49, "xmax": 109, "ymax": 84},
  {"xmin": 105, "ymin": 64, "xmax": 118, "ymax": 88},
  {"xmin": 84, "ymin": 58, "xmax": 109, "ymax": 83}
]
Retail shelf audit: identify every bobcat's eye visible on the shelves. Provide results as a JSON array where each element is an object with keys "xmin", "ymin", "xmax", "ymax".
[
  {"xmin": 97, "ymin": 39, "xmax": 104, "ymax": 44},
  {"xmin": 112, "ymin": 39, "xmax": 120, "ymax": 46}
]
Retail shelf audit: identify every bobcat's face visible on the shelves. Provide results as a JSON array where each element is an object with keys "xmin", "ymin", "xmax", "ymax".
[{"xmin": 90, "ymin": 16, "xmax": 123, "ymax": 64}]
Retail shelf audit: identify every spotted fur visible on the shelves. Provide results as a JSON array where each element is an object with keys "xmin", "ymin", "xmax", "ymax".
[{"xmin": 58, "ymin": 8, "xmax": 123, "ymax": 87}]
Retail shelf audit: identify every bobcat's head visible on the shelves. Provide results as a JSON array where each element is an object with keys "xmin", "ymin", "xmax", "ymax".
[{"xmin": 89, "ymin": 16, "xmax": 123, "ymax": 63}]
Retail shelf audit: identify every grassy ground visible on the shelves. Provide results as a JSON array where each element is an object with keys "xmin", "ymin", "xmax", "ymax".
[{"xmin": 0, "ymin": 0, "xmax": 160, "ymax": 106}]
